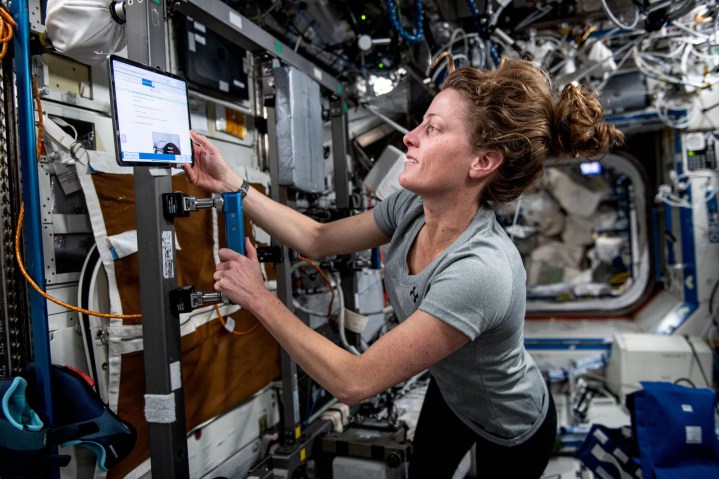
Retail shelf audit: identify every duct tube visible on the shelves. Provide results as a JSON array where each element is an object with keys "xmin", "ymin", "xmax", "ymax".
[{"xmin": 43, "ymin": 0, "xmax": 127, "ymax": 65}]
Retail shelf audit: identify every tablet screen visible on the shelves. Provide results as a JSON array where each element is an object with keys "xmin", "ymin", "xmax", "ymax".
[{"xmin": 109, "ymin": 56, "xmax": 193, "ymax": 168}]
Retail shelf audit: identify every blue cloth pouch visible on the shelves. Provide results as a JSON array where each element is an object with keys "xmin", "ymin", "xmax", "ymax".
[{"xmin": 627, "ymin": 381, "xmax": 719, "ymax": 479}]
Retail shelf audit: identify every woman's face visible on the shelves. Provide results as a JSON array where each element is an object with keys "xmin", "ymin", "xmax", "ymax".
[{"xmin": 400, "ymin": 88, "xmax": 477, "ymax": 196}]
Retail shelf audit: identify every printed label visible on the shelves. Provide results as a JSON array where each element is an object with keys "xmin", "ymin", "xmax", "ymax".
[
  {"xmin": 686, "ymin": 425, "xmax": 702, "ymax": 444},
  {"xmin": 162, "ymin": 230, "xmax": 174, "ymax": 279}
]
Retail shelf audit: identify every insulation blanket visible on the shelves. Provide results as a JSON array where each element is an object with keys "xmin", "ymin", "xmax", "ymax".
[{"xmin": 81, "ymin": 172, "xmax": 280, "ymax": 478}]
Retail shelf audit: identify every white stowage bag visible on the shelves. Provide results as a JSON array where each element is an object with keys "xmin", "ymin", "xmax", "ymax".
[{"xmin": 44, "ymin": 0, "xmax": 126, "ymax": 65}]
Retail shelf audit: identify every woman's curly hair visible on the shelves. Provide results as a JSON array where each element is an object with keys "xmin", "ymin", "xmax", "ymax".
[{"xmin": 434, "ymin": 52, "xmax": 624, "ymax": 205}]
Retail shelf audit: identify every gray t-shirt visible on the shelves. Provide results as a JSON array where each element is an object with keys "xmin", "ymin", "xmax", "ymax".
[{"xmin": 374, "ymin": 189, "xmax": 548, "ymax": 446}]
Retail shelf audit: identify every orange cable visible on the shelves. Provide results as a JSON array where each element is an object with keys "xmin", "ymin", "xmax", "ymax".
[
  {"xmin": 0, "ymin": 4, "xmax": 17, "ymax": 60},
  {"xmin": 13, "ymin": 77, "xmax": 142, "ymax": 319},
  {"xmin": 16, "ymin": 204, "xmax": 141, "ymax": 319},
  {"xmin": 297, "ymin": 255, "xmax": 335, "ymax": 318},
  {"xmin": 214, "ymin": 304, "xmax": 260, "ymax": 336}
]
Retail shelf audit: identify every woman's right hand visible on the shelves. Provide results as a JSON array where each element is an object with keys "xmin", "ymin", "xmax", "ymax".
[{"xmin": 184, "ymin": 130, "xmax": 242, "ymax": 193}]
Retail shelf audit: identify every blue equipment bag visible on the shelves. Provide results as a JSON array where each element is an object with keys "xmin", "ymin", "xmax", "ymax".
[
  {"xmin": 577, "ymin": 424, "xmax": 643, "ymax": 478},
  {"xmin": 627, "ymin": 381, "xmax": 719, "ymax": 479},
  {"xmin": 0, "ymin": 376, "xmax": 72, "ymax": 474},
  {"xmin": 0, "ymin": 363, "xmax": 137, "ymax": 474}
]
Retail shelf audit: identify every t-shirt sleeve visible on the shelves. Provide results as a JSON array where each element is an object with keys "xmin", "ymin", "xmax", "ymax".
[
  {"xmin": 373, "ymin": 188, "xmax": 416, "ymax": 237},
  {"xmin": 419, "ymin": 254, "xmax": 514, "ymax": 340}
]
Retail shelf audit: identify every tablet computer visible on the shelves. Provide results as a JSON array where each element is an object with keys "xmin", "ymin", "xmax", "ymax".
[{"xmin": 109, "ymin": 55, "xmax": 193, "ymax": 168}]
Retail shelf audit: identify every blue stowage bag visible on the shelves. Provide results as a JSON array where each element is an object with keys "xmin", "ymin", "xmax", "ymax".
[
  {"xmin": 627, "ymin": 381, "xmax": 719, "ymax": 479},
  {"xmin": 0, "ymin": 375, "xmax": 71, "ymax": 474},
  {"xmin": 577, "ymin": 423, "xmax": 643, "ymax": 478},
  {"xmin": 0, "ymin": 363, "xmax": 137, "ymax": 474}
]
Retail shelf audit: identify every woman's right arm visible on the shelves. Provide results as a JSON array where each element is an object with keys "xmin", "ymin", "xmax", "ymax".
[{"xmin": 185, "ymin": 131, "xmax": 390, "ymax": 258}]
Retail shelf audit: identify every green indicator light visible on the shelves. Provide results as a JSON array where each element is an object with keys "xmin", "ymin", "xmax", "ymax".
[
  {"xmin": 152, "ymin": 0, "xmax": 161, "ymax": 3},
  {"xmin": 361, "ymin": 14, "xmax": 366, "ymax": 20},
  {"xmin": 688, "ymin": 151, "xmax": 695, "ymax": 156},
  {"xmin": 338, "ymin": 84, "xmax": 343, "ymax": 94},
  {"xmin": 275, "ymin": 42, "xmax": 282, "ymax": 54},
  {"xmin": 378, "ymin": 62, "xmax": 384, "ymax": 69},
  {"xmin": 343, "ymin": 102, "xmax": 348, "ymax": 112}
]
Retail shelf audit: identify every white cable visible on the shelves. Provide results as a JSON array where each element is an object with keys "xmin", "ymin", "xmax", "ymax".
[
  {"xmin": 652, "ymin": 183, "xmax": 718, "ymax": 209},
  {"xmin": 600, "ymin": 0, "xmax": 640, "ymax": 31},
  {"xmin": 655, "ymin": 185, "xmax": 691, "ymax": 208},
  {"xmin": 292, "ymin": 299, "xmax": 335, "ymax": 318},
  {"xmin": 635, "ymin": 47, "xmax": 707, "ymax": 88},
  {"xmin": 290, "ymin": 261, "xmax": 336, "ymax": 317},
  {"xmin": 449, "ymin": 27, "xmax": 469, "ymax": 57},
  {"xmin": 671, "ymin": 19, "xmax": 711, "ymax": 42},
  {"xmin": 653, "ymin": 83, "xmax": 699, "ymax": 129},
  {"xmin": 334, "ymin": 273, "xmax": 361, "ymax": 355},
  {"xmin": 564, "ymin": 40, "xmax": 635, "ymax": 85},
  {"xmin": 516, "ymin": 3, "xmax": 554, "ymax": 31},
  {"xmin": 489, "ymin": 1, "xmax": 510, "ymax": 30},
  {"xmin": 594, "ymin": 38, "xmax": 640, "ymax": 92},
  {"xmin": 290, "ymin": 262, "xmax": 360, "ymax": 355},
  {"xmin": 427, "ymin": 30, "xmax": 477, "ymax": 75}
]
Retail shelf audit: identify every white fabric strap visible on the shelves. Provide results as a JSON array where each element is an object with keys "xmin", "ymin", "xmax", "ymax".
[{"xmin": 41, "ymin": 112, "xmax": 89, "ymax": 166}]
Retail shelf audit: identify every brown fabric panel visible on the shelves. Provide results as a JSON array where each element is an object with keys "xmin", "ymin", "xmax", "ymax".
[
  {"xmin": 90, "ymin": 173, "xmax": 282, "ymax": 477},
  {"xmin": 110, "ymin": 317, "xmax": 281, "ymax": 479},
  {"xmin": 93, "ymin": 174, "xmax": 217, "ymax": 324},
  {"xmin": 91, "ymin": 173, "xmax": 137, "ymax": 236}
]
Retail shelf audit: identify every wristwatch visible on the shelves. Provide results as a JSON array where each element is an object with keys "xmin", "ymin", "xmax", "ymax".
[{"xmin": 237, "ymin": 178, "xmax": 250, "ymax": 198}]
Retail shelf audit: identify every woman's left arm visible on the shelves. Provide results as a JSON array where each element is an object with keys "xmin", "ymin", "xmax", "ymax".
[{"xmin": 215, "ymin": 240, "xmax": 470, "ymax": 405}]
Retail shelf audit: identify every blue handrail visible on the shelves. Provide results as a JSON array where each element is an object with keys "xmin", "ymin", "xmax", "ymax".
[{"xmin": 11, "ymin": 0, "xmax": 55, "ymax": 438}]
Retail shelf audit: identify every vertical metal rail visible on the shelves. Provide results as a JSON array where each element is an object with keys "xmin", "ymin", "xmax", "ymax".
[
  {"xmin": 125, "ymin": 1, "xmax": 190, "ymax": 476},
  {"xmin": 11, "ymin": 1, "xmax": 59, "ymax": 477},
  {"xmin": 0, "ymin": 53, "xmax": 11, "ymax": 379},
  {"xmin": 11, "ymin": 0, "xmax": 54, "ymax": 428},
  {"xmin": 132, "ymin": 169, "xmax": 189, "ymax": 477},
  {"xmin": 170, "ymin": 2, "xmax": 351, "ymax": 473},
  {"xmin": 0, "ymin": 39, "xmax": 31, "ymax": 379},
  {"xmin": 330, "ymin": 99, "xmax": 360, "ymax": 348},
  {"xmin": 263, "ymin": 68, "xmax": 302, "ymax": 444}
]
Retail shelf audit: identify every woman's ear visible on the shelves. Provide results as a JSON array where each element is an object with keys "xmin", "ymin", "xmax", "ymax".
[{"xmin": 469, "ymin": 149, "xmax": 503, "ymax": 179}]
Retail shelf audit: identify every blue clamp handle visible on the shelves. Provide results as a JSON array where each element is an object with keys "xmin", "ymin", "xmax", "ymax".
[{"xmin": 222, "ymin": 192, "xmax": 246, "ymax": 255}]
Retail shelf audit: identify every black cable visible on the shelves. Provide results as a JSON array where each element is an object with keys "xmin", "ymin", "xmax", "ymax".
[
  {"xmin": 684, "ymin": 335, "xmax": 719, "ymax": 416},
  {"xmin": 684, "ymin": 336, "xmax": 712, "ymax": 388},
  {"xmin": 702, "ymin": 101, "xmax": 719, "ymax": 114},
  {"xmin": 673, "ymin": 376, "xmax": 696, "ymax": 388},
  {"xmin": 708, "ymin": 278, "xmax": 719, "ymax": 318}
]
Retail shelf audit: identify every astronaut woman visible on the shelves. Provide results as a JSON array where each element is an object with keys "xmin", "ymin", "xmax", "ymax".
[{"xmin": 185, "ymin": 54, "xmax": 623, "ymax": 478}]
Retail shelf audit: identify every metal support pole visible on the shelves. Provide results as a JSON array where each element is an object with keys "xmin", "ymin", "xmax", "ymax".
[
  {"xmin": 125, "ymin": 0, "xmax": 168, "ymax": 68},
  {"xmin": 330, "ymin": 100, "xmax": 361, "ymax": 349},
  {"xmin": 264, "ymin": 81, "xmax": 302, "ymax": 444},
  {"xmin": 331, "ymin": 100, "xmax": 351, "ymax": 214},
  {"xmin": 133, "ymin": 169, "xmax": 189, "ymax": 477},
  {"xmin": 166, "ymin": 2, "xmax": 351, "ymax": 472},
  {"xmin": 125, "ymin": 1, "xmax": 190, "ymax": 476}
]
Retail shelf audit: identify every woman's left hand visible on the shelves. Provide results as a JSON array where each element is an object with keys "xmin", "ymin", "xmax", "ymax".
[{"xmin": 214, "ymin": 238, "xmax": 268, "ymax": 312}]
